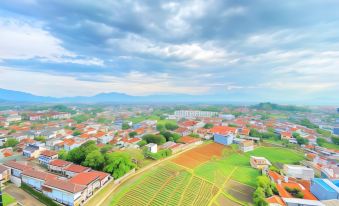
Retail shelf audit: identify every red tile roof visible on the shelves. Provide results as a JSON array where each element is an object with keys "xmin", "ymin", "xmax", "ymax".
[
  {"xmin": 266, "ymin": 195, "xmax": 286, "ymax": 206},
  {"xmin": 44, "ymin": 178, "xmax": 86, "ymax": 193},
  {"xmin": 40, "ymin": 150, "xmax": 58, "ymax": 157},
  {"xmin": 22, "ymin": 169, "xmax": 57, "ymax": 181},
  {"xmin": 69, "ymin": 172, "xmax": 106, "ymax": 185},
  {"xmin": 178, "ymin": 136, "xmax": 201, "ymax": 144},
  {"xmin": 64, "ymin": 164, "xmax": 90, "ymax": 173},
  {"xmin": 49, "ymin": 159, "xmax": 72, "ymax": 167},
  {"xmin": 4, "ymin": 160, "xmax": 32, "ymax": 171},
  {"xmin": 210, "ymin": 126, "xmax": 237, "ymax": 135}
]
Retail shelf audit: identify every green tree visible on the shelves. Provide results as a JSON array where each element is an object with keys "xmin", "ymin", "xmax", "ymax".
[
  {"xmin": 122, "ymin": 123, "xmax": 131, "ymax": 130},
  {"xmin": 104, "ymin": 152, "xmax": 136, "ymax": 179},
  {"xmin": 142, "ymin": 134, "xmax": 166, "ymax": 145},
  {"xmin": 316, "ymin": 138, "xmax": 326, "ymax": 146},
  {"xmin": 34, "ymin": 136, "xmax": 46, "ymax": 142},
  {"xmin": 331, "ymin": 136, "xmax": 339, "ymax": 145},
  {"xmin": 204, "ymin": 123, "xmax": 214, "ymax": 129},
  {"xmin": 156, "ymin": 124, "xmax": 165, "ymax": 131},
  {"xmin": 83, "ymin": 150, "xmax": 105, "ymax": 170},
  {"xmin": 58, "ymin": 149, "xmax": 68, "ymax": 160},
  {"xmin": 100, "ymin": 145, "xmax": 113, "ymax": 154},
  {"xmin": 129, "ymin": 131, "xmax": 137, "ymax": 138},
  {"xmin": 73, "ymin": 130, "xmax": 81, "ymax": 136},
  {"xmin": 4, "ymin": 138, "xmax": 19, "ymax": 148},
  {"xmin": 137, "ymin": 140, "xmax": 147, "ymax": 147},
  {"xmin": 164, "ymin": 122, "xmax": 178, "ymax": 131}
]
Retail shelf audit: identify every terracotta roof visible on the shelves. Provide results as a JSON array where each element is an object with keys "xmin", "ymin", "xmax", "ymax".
[
  {"xmin": 49, "ymin": 159, "xmax": 72, "ymax": 167},
  {"xmin": 64, "ymin": 164, "xmax": 90, "ymax": 173},
  {"xmin": 210, "ymin": 126, "xmax": 237, "ymax": 135},
  {"xmin": 95, "ymin": 131, "xmax": 106, "ymax": 138},
  {"xmin": 240, "ymin": 140, "xmax": 253, "ymax": 147},
  {"xmin": 22, "ymin": 169, "xmax": 57, "ymax": 181},
  {"xmin": 178, "ymin": 136, "xmax": 201, "ymax": 144},
  {"xmin": 4, "ymin": 160, "xmax": 32, "ymax": 171},
  {"xmin": 69, "ymin": 172, "xmax": 101, "ymax": 185},
  {"xmin": 44, "ymin": 178, "xmax": 86, "ymax": 193},
  {"xmin": 266, "ymin": 195, "xmax": 286, "ymax": 206},
  {"xmin": 175, "ymin": 127, "xmax": 189, "ymax": 133},
  {"xmin": 0, "ymin": 164, "xmax": 9, "ymax": 173},
  {"xmin": 268, "ymin": 170, "xmax": 283, "ymax": 182},
  {"xmin": 40, "ymin": 150, "xmax": 58, "ymax": 157}
]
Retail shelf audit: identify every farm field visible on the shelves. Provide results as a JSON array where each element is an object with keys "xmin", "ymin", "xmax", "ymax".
[
  {"xmin": 104, "ymin": 144, "xmax": 305, "ymax": 206},
  {"xmin": 171, "ymin": 143, "xmax": 225, "ymax": 169},
  {"xmin": 109, "ymin": 163, "xmax": 218, "ymax": 206}
]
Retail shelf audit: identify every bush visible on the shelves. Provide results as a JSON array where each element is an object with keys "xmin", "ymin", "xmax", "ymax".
[
  {"xmin": 21, "ymin": 183, "xmax": 58, "ymax": 206},
  {"xmin": 144, "ymin": 149, "xmax": 172, "ymax": 160}
]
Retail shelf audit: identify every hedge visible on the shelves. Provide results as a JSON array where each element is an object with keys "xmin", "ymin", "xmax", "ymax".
[{"xmin": 21, "ymin": 183, "xmax": 59, "ymax": 206}]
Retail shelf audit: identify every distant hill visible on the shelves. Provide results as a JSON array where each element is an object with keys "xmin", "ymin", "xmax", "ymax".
[
  {"xmin": 0, "ymin": 88, "xmax": 235, "ymax": 103},
  {"xmin": 252, "ymin": 102, "xmax": 310, "ymax": 112}
]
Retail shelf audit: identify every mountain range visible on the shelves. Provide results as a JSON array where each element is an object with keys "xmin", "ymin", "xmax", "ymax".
[{"xmin": 0, "ymin": 88, "xmax": 242, "ymax": 104}]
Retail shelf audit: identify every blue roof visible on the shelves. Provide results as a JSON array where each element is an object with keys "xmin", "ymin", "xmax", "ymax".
[{"xmin": 313, "ymin": 178, "xmax": 339, "ymax": 192}]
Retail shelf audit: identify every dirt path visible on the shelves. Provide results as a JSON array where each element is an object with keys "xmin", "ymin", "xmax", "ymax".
[{"xmin": 4, "ymin": 184, "xmax": 45, "ymax": 206}]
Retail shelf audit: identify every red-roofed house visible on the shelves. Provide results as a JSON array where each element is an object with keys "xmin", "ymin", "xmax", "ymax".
[
  {"xmin": 39, "ymin": 150, "xmax": 58, "ymax": 166},
  {"xmin": 48, "ymin": 159, "xmax": 73, "ymax": 174},
  {"xmin": 64, "ymin": 164, "xmax": 91, "ymax": 178},
  {"xmin": 177, "ymin": 136, "xmax": 202, "ymax": 145},
  {"xmin": 210, "ymin": 126, "xmax": 237, "ymax": 135},
  {"xmin": 22, "ymin": 169, "xmax": 57, "ymax": 191},
  {"xmin": 281, "ymin": 132, "xmax": 292, "ymax": 140}
]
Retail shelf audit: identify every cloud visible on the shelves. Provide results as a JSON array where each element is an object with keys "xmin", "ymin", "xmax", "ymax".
[
  {"xmin": 0, "ymin": 17, "xmax": 103, "ymax": 66},
  {"xmin": 0, "ymin": 67, "xmax": 210, "ymax": 97}
]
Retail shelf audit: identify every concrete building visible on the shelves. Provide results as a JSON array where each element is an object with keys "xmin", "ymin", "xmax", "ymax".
[
  {"xmin": 250, "ymin": 156, "xmax": 271, "ymax": 169},
  {"xmin": 39, "ymin": 150, "xmax": 58, "ymax": 166},
  {"xmin": 240, "ymin": 140, "xmax": 254, "ymax": 152},
  {"xmin": 174, "ymin": 110, "xmax": 218, "ymax": 119},
  {"xmin": 283, "ymin": 165, "xmax": 315, "ymax": 180},
  {"xmin": 145, "ymin": 143, "xmax": 157, "ymax": 153}
]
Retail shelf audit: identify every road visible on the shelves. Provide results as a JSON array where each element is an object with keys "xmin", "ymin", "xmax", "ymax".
[{"xmin": 4, "ymin": 184, "xmax": 45, "ymax": 206}]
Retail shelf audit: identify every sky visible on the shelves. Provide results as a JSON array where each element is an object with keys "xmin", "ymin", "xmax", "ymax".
[{"xmin": 0, "ymin": 0, "xmax": 339, "ymax": 104}]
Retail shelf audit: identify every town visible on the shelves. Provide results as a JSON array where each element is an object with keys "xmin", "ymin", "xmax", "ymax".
[{"xmin": 0, "ymin": 103, "xmax": 338, "ymax": 206}]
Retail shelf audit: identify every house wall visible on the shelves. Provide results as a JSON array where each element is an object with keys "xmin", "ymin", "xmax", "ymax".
[
  {"xmin": 43, "ymin": 187, "xmax": 80, "ymax": 206},
  {"xmin": 214, "ymin": 134, "xmax": 233, "ymax": 145},
  {"xmin": 22, "ymin": 175, "xmax": 45, "ymax": 190}
]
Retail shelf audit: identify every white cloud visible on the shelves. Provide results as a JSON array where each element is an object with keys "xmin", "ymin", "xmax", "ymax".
[
  {"xmin": 109, "ymin": 34, "xmax": 237, "ymax": 67},
  {"xmin": 0, "ymin": 17, "xmax": 103, "ymax": 66},
  {"xmin": 0, "ymin": 67, "xmax": 210, "ymax": 97}
]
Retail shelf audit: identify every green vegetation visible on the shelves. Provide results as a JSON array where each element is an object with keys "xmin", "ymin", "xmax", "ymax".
[
  {"xmin": 62, "ymin": 141, "xmax": 136, "ymax": 178},
  {"xmin": 122, "ymin": 122, "xmax": 131, "ymax": 130},
  {"xmin": 34, "ymin": 135, "xmax": 46, "ymax": 142},
  {"xmin": 159, "ymin": 130, "xmax": 181, "ymax": 142},
  {"xmin": 297, "ymin": 118, "xmax": 319, "ymax": 129},
  {"xmin": 3, "ymin": 138, "xmax": 19, "ymax": 148},
  {"xmin": 21, "ymin": 183, "xmax": 59, "ymax": 206},
  {"xmin": 144, "ymin": 149, "xmax": 172, "ymax": 160},
  {"xmin": 142, "ymin": 134, "xmax": 166, "ymax": 145},
  {"xmin": 204, "ymin": 123, "xmax": 214, "ymax": 129},
  {"xmin": 252, "ymin": 102, "xmax": 310, "ymax": 112},
  {"xmin": 104, "ymin": 152, "xmax": 136, "ymax": 179},
  {"xmin": 3, "ymin": 193, "xmax": 16, "ymax": 206},
  {"xmin": 316, "ymin": 128, "xmax": 332, "ymax": 137},
  {"xmin": 331, "ymin": 136, "xmax": 339, "ymax": 145},
  {"xmin": 285, "ymin": 186, "xmax": 304, "ymax": 198},
  {"xmin": 293, "ymin": 132, "xmax": 309, "ymax": 145},
  {"xmin": 128, "ymin": 131, "xmax": 137, "ymax": 138},
  {"xmin": 316, "ymin": 138, "xmax": 326, "ymax": 146},
  {"xmin": 253, "ymin": 176, "xmax": 278, "ymax": 206},
  {"xmin": 72, "ymin": 114, "xmax": 91, "ymax": 123},
  {"xmin": 52, "ymin": 104, "xmax": 75, "ymax": 114}
]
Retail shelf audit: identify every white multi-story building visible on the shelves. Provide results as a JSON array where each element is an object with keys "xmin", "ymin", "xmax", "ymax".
[
  {"xmin": 283, "ymin": 164, "xmax": 314, "ymax": 180},
  {"xmin": 174, "ymin": 110, "xmax": 218, "ymax": 119}
]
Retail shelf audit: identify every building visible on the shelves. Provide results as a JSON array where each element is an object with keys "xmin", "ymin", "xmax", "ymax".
[
  {"xmin": 23, "ymin": 144, "xmax": 45, "ymax": 158},
  {"xmin": 214, "ymin": 134, "xmax": 234, "ymax": 145},
  {"xmin": 333, "ymin": 127, "xmax": 339, "ymax": 135},
  {"xmin": 283, "ymin": 165, "xmax": 315, "ymax": 180},
  {"xmin": 3, "ymin": 160, "xmax": 32, "ymax": 186},
  {"xmin": 21, "ymin": 169, "xmax": 57, "ymax": 191},
  {"xmin": 250, "ymin": 156, "xmax": 271, "ymax": 169},
  {"xmin": 321, "ymin": 166, "xmax": 339, "ymax": 180},
  {"xmin": 42, "ymin": 178, "xmax": 87, "ymax": 206},
  {"xmin": 39, "ymin": 150, "xmax": 59, "ymax": 166},
  {"xmin": 145, "ymin": 143, "xmax": 157, "ymax": 153},
  {"xmin": 174, "ymin": 110, "xmax": 218, "ymax": 119},
  {"xmin": 63, "ymin": 164, "xmax": 91, "ymax": 178},
  {"xmin": 240, "ymin": 140, "xmax": 254, "ymax": 152},
  {"xmin": 281, "ymin": 132, "xmax": 292, "ymax": 140},
  {"xmin": 48, "ymin": 159, "xmax": 73, "ymax": 175},
  {"xmin": 311, "ymin": 178, "xmax": 339, "ymax": 200},
  {"xmin": 0, "ymin": 164, "xmax": 10, "ymax": 183},
  {"xmin": 177, "ymin": 136, "xmax": 202, "ymax": 146}
]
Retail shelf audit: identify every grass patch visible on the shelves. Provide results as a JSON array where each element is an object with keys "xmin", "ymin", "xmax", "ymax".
[
  {"xmin": 3, "ymin": 193, "xmax": 16, "ymax": 206},
  {"xmin": 322, "ymin": 142, "xmax": 339, "ymax": 150},
  {"xmin": 248, "ymin": 147, "xmax": 304, "ymax": 164}
]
